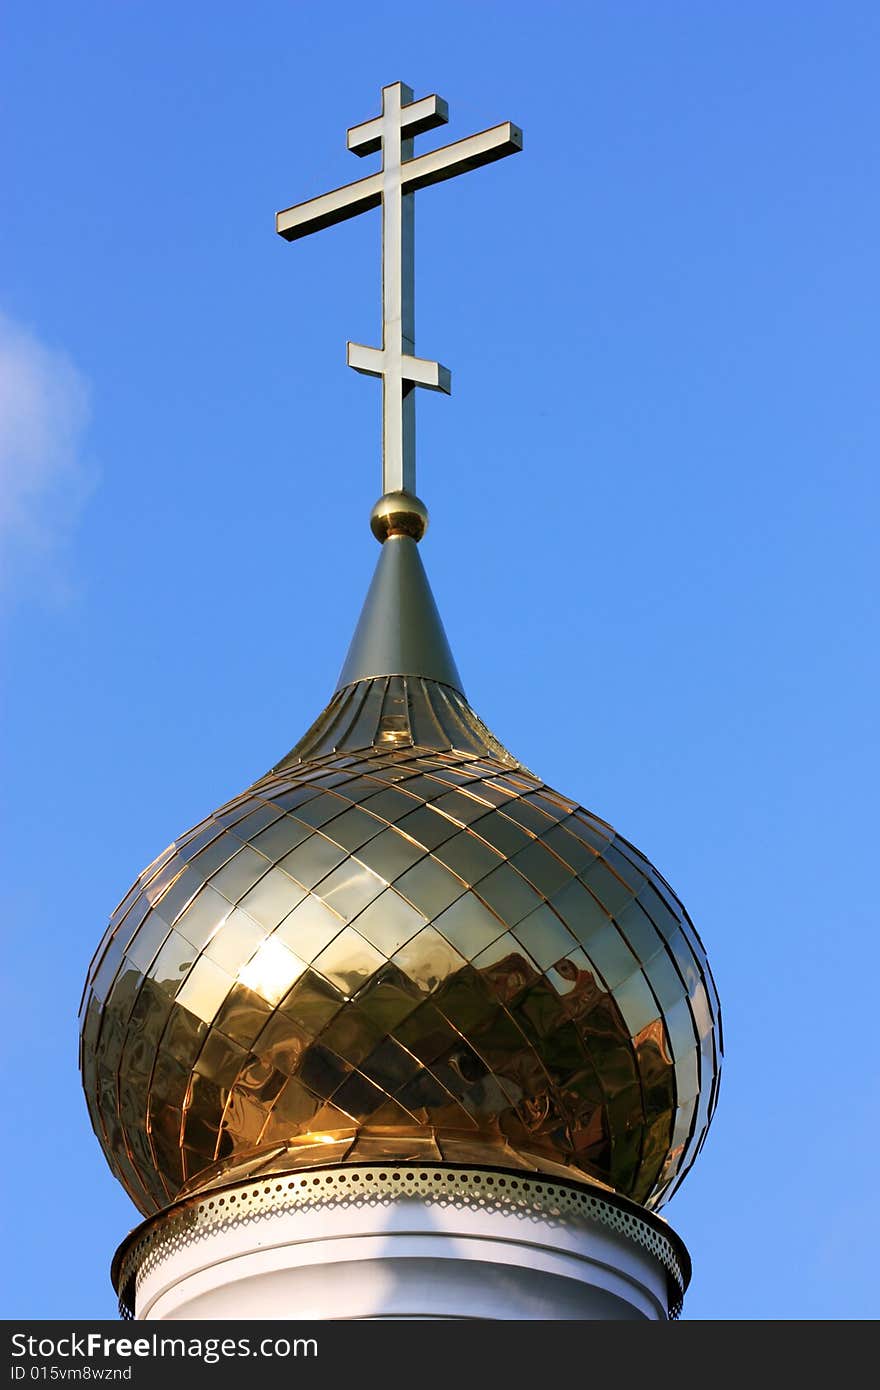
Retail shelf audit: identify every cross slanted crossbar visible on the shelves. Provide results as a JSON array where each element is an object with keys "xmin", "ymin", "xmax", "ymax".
[{"xmin": 276, "ymin": 82, "xmax": 522, "ymax": 497}]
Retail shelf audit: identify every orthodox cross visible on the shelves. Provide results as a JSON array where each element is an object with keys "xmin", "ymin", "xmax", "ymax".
[{"xmin": 277, "ymin": 82, "xmax": 522, "ymax": 497}]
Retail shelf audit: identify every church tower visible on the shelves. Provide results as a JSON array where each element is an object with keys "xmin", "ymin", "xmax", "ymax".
[{"xmin": 80, "ymin": 82, "xmax": 721, "ymax": 1321}]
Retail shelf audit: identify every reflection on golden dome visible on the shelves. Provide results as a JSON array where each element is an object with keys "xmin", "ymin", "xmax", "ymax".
[{"xmin": 80, "ymin": 532, "xmax": 721, "ymax": 1217}]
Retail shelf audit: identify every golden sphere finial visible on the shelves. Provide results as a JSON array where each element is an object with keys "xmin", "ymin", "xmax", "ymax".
[{"xmin": 370, "ymin": 491, "xmax": 429, "ymax": 543}]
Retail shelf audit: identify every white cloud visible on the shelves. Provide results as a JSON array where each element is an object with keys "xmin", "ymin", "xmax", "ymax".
[{"xmin": 0, "ymin": 311, "xmax": 93, "ymax": 600}]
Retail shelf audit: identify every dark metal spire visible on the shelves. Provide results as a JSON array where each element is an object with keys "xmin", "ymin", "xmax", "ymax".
[{"xmin": 335, "ymin": 531, "xmax": 462, "ymax": 693}]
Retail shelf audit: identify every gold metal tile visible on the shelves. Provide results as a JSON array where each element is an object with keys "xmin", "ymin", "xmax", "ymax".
[
  {"xmin": 675, "ymin": 1050, "xmax": 699, "ymax": 1104},
  {"xmin": 664, "ymin": 994, "xmax": 698, "ymax": 1059},
  {"xmin": 156, "ymin": 866, "xmax": 214, "ymax": 925},
  {"xmin": 238, "ymin": 936, "xmax": 308, "ymax": 1005},
  {"xmin": 81, "ymin": 997, "xmax": 102, "ymax": 1052},
  {"xmin": 393, "ymin": 772, "xmax": 447, "ymax": 801},
  {"xmin": 147, "ymin": 1109, "xmax": 184, "ymax": 1182},
  {"xmin": 128, "ymin": 982, "xmax": 173, "ymax": 1047},
  {"xmin": 226, "ymin": 802, "xmax": 282, "ymax": 841},
  {"xmin": 350, "ymin": 889, "xmax": 426, "ymax": 956},
  {"xmin": 238, "ymin": 866, "xmax": 303, "ymax": 930},
  {"xmin": 277, "ymin": 836, "xmax": 347, "ymax": 890},
  {"xmin": 360, "ymin": 1036, "xmax": 422, "ymax": 1091},
  {"xmin": 580, "ymin": 859, "xmax": 633, "ymax": 916},
  {"xmin": 98, "ymin": 988, "xmax": 136, "ymax": 1068},
  {"xmin": 669, "ymin": 1096, "xmax": 697, "ymax": 1158},
  {"xmin": 431, "ymin": 788, "xmax": 490, "ymax": 825},
  {"xmin": 435, "ymin": 965, "xmax": 498, "ymax": 1035},
  {"xmin": 355, "ymin": 826, "xmax": 425, "ymax": 882},
  {"xmin": 392, "ymin": 1001, "xmax": 459, "ymax": 1065},
  {"xmin": 119, "ymin": 1026, "xmax": 158, "ymax": 1081},
  {"xmin": 666, "ymin": 929, "xmax": 701, "ymax": 996},
  {"xmin": 179, "ymin": 825, "xmax": 229, "ymax": 866},
  {"xmin": 690, "ymin": 982, "xmax": 713, "ymax": 1041},
  {"xmin": 476, "ymin": 863, "xmax": 542, "ymax": 926},
  {"xmin": 392, "ymin": 926, "xmax": 467, "ymax": 996},
  {"xmin": 297, "ymin": 1042, "xmax": 352, "ymax": 1100},
  {"xmin": 545, "ymin": 950, "xmax": 591, "ymax": 998},
  {"xmin": 615, "ymin": 901, "xmax": 664, "ymax": 963},
  {"xmin": 221, "ymin": 1089, "xmax": 271, "ymax": 1144},
  {"xmin": 394, "ymin": 856, "xmax": 465, "ymax": 917},
  {"xmin": 248, "ymin": 815, "xmax": 312, "ymax": 864},
  {"xmin": 321, "ymin": 806, "xmax": 385, "ymax": 852},
  {"xmin": 564, "ymin": 810, "xmax": 613, "ymax": 852},
  {"xmin": 270, "ymin": 786, "xmax": 321, "ymax": 815},
  {"xmin": 470, "ymin": 810, "xmax": 532, "ymax": 857},
  {"xmin": 125, "ymin": 912, "xmax": 172, "ymax": 975},
  {"xmin": 541, "ymin": 822, "xmax": 598, "ymax": 874},
  {"xmin": 512, "ymin": 904, "xmax": 577, "ymax": 971},
  {"xmin": 235, "ymin": 1054, "xmax": 288, "ymax": 1106},
  {"xmin": 277, "ymin": 968, "xmax": 345, "ymax": 1035},
  {"xmin": 160, "ymin": 1005, "xmax": 209, "ymax": 1068},
  {"xmin": 185, "ymin": 1071, "xmax": 226, "ymax": 1124},
  {"xmin": 141, "ymin": 856, "xmax": 185, "ymax": 908},
  {"xmin": 318, "ymin": 1006, "xmax": 385, "ymax": 1068},
  {"xmin": 314, "ymin": 861, "xmax": 385, "ymax": 921},
  {"xmin": 193, "ymin": 1031, "xmax": 248, "ymax": 1087},
  {"xmin": 175, "ymin": 956, "xmax": 235, "ymax": 1025},
  {"xmin": 291, "ymin": 791, "xmax": 348, "ymax": 829},
  {"xmin": 353, "ymin": 965, "xmax": 423, "ymax": 1032},
  {"xmin": 213, "ymin": 982, "xmax": 273, "ymax": 1048},
  {"xmin": 264, "ymin": 1077, "xmax": 322, "ymax": 1131},
  {"xmin": 149, "ymin": 930, "xmax": 196, "ymax": 996},
  {"xmin": 612, "ymin": 971, "xmax": 662, "ymax": 1036},
  {"xmin": 112, "ymin": 886, "xmax": 151, "ymax": 934},
  {"xmin": 210, "ymin": 846, "xmax": 271, "ymax": 903},
  {"xmin": 395, "ymin": 805, "xmax": 459, "ymax": 851},
  {"xmin": 108, "ymin": 882, "xmax": 148, "ymax": 932},
  {"xmin": 359, "ymin": 786, "xmax": 421, "ymax": 821},
  {"xmin": 578, "ymin": 927, "xmax": 639, "ymax": 990},
  {"xmin": 312, "ymin": 927, "xmax": 386, "ymax": 997},
  {"xmin": 471, "ymin": 937, "xmax": 541, "ymax": 1005},
  {"xmin": 203, "ymin": 908, "xmax": 267, "ymax": 973},
  {"xmin": 464, "ymin": 780, "xmax": 517, "ymax": 809},
  {"xmin": 395, "ymin": 1068, "xmax": 460, "ymax": 1117},
  {"xmin": 332, "ymin": 1070, "xmax": 387, "ymax": 1119},
  {"xmin": 322, "ymin": 774, "xmax": 380, "ymax": 804},
  {"xmin": 551, "ymin": 876, "xmax": 607, "ymax": 934},
  {"xmin": 432, "ymin": 892, "xmax": 503, "ymax": 957},
  {"xmin": 511, "ymin": 840, "xmax": 572, "ymax": 898},
  {"xmin": 603, "ymin": 843, "xmax": 648, "ymax": 894},
  {"xmin": 644, "ymin": 950, "xmax": 686, "ymax": 1013},
  {"xmin": 254, "ymin": 1010, "xmax": 311, "ymax": 1075},
  {"xmin": 175, "ymin": 886, "xmax": 234, "ymax": 952},
  {"xmin": 274, "ymin": 895, "xmax": 344, "ymax": 961},
  {"xmin": 434, "ymin": 830, "xmax": 502, "ymax": 882},
  {"xmin": 498, "ymin": 798, "xmax": 553, "ymax": 835}
]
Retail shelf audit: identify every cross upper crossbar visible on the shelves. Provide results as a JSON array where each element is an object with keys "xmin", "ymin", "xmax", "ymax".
[{"xmin": 276, "ymin": 82, "xmax": 522, "ymax": 498}]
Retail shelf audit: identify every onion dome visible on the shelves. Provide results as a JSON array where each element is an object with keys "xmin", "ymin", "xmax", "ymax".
[{"xmin": 79, "ymin": 494, "xmax": 722, "ymax": 1218}]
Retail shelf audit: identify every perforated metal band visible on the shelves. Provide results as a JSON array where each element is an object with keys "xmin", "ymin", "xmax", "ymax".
[{"xmin": 114, "ymin": 1162, "xmax": 690, "ymax": 1320}]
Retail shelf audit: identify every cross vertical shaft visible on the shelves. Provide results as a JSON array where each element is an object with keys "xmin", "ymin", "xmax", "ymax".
[{"xmin": 382, "ymin": 83, "xmax": 416, "ymax": 495}]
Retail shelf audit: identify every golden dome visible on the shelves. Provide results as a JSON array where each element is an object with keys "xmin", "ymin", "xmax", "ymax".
[{"xmin": 80, "ymin": 528, "xmax": 721, "ymax": 1217}]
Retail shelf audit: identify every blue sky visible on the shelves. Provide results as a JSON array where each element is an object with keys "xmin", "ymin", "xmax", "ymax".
[{"xmin": 2, "ymin": 1, "xmax": 877, "ymax": 1319}]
